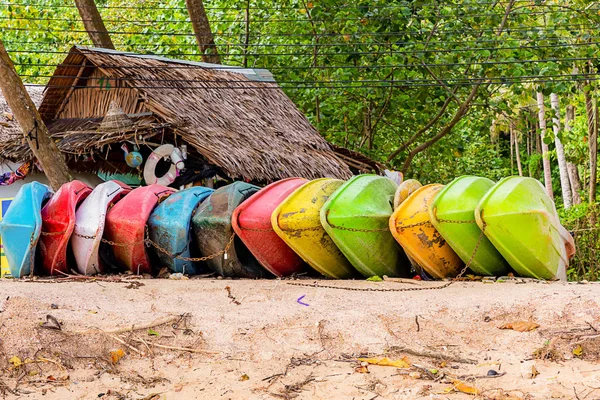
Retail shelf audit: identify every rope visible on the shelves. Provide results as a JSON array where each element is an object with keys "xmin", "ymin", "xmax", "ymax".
[{"xmin": 286, "ymin": 223, "xmax": 487, "ymax": 292}]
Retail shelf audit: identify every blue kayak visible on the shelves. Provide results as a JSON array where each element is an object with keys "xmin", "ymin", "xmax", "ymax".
[
  {"xmin": 148, "ymin": 186, "xmax": 213, "ymax": 274},
  {"xmin": 0, "ymin": 182, "xmax": 52, "ymax": 277}
]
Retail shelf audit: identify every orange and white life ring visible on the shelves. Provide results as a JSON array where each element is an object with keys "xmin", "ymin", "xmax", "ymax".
[{"xmin": 143, "ymin": 144, "xmax": 177, "ymax": 185}]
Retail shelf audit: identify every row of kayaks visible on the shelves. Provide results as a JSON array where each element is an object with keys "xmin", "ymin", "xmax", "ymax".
[{"xmin": 0, "ymin": 174, "xmax": 575, "ymax": 280}]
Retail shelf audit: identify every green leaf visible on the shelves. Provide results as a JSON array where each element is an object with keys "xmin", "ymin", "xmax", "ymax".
[
  {"xmin": 366, "ymin": 276, "xmax": 383, "ymax": 282},
  {"xmin": 148, "ymin": 329, "xmax": 160, "ymax": 337}
]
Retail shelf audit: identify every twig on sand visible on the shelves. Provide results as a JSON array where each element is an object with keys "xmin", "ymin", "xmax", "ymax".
[
  {"xmin": 107, "ymin": 334, "xmax": 144, "ymax": 355},
  {"xmin": 129, "ymin": 338, "xmax": 218, "ymax": 354},
  {"xmin": 388, "ymin": 345, "xmax": 477, "ymax": 364},
  {"xmin": 74, "ymin": 315, "xmax": 180, "ymax": 335},
  {"xmin": 457, "ymin": 372, "xmax": 506, "ymax": 380}
]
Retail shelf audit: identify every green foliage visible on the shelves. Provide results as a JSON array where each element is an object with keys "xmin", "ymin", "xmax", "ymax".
[{"xmin": 559, "ymin": 203, "xmax": 600, "ymax": 281}]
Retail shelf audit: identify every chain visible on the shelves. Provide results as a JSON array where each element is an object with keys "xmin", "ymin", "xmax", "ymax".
[
  {"xmin": 40, "ymin": 230, "xmax": 68, "ymax": 236},
  {"xmin": 73, "ymin": 232, "xmax": 97, "ymax": 240},
  {"xmin": 435, "ymin": 218, "xmax": 477, "ymax": 224},
  {"xmin": 286, "ymin": 223, "xmax": 487, "ymax": 292},
  {"xmin": 146, "ymin": 232, "xmax": 236, "ymax": 262}
]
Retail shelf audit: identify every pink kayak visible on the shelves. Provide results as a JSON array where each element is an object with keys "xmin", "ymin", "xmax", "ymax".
[
  {"xmin": 104, "ymin": 184, "xmax": 175, "ymax": 275},
  {"xmin": 232, "ymin": 178, "xmax": 308, "ymax": 277}
]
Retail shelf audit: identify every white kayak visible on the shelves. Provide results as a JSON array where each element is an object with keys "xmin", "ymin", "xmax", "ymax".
[{"xmin": 70, "ymin": 180, "xmax": 131, "ymax": 275}]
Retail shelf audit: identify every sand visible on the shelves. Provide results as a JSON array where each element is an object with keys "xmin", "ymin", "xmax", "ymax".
[{"xmin": 0, "ymin": 277, "xmax": 599, "ymax": 399}]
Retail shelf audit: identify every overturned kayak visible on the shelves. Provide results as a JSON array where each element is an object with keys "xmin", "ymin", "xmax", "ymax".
[
  {"xmin": 148, "ymin": 186, "xmax": 213, "ymax": 274},
  {"xmin": 390, "ymin": 184, "xmax": 463, "ymax": 279},
  {"xmin": 0, "ymin": 182, "xmax": 52, "ymax": 277},
  {"xmin": 430, "ymin": 176, "xmax": 510, "ymax": 277},
  {"xmin": 71, "ymin": 180, "xmax": 131, "ymax": 275},
  {"xmin": 232, "ymin": 178, "xmax": 308, "ymax": 277},
  {"xmin": 272, "ymin": 178, "xmax": 357, "ymax": 279},
  {"xmin": 192, "ymin": 182, "xmax": 268, "ymax": 278},
  {"xmin": 475, "ymin": 176, "xmax": 573, "ymax": 281},
  {"xmin": 104, "ymin": 184, "xmax": 175, "ymax": 275},
  {"xmin": 38, "ymin": 180, "xmax": 92, "ymax": 276},
  {"xmin": 321, "ymin": 174, "xmax": 408, "ymax": 278},
  {"xmin": 393, "ymin": 179, "xmax": 423, "ymax": 209}
]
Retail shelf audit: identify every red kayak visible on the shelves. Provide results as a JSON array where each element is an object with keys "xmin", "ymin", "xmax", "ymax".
[
  {"xmin": 104, "ymin": 184, "xmax": 175, "ymax": 275},
  {"xmin": 38, "ymin": 180, "xmax": 92, "ymax": 275},
  {"xmin": 232, "ymin": 178, "xmax": 308, "ymax": 277}
]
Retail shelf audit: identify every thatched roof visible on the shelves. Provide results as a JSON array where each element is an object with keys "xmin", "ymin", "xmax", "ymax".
[
  {"xmin": 0, "ymin": 85, "xmax": 45, "ymax": 140},
  {"xmin": 30, "ymin": 46, "xmax": 357, "ymax": 181}
]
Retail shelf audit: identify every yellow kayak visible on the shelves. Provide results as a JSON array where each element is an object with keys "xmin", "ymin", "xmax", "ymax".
[
  {"xmin": 389, "ymin": 184, "xmax": 463, "ymax": 279},
  {"xmin": 271, "ymin": 178, "xmax": 357, "ymax": 278},
  {"xmin": 393, "ymin": 179, "xmax": 423, "ymax": 209}
]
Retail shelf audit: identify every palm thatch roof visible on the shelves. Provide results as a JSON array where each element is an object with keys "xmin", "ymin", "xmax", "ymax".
[
  {"xmin": 0, "ymin": 85, "xmax": 44, "ymax": 140},
  {"xmin": 0, "ymin": 46, "xmax": 379, "ymax": 181}
]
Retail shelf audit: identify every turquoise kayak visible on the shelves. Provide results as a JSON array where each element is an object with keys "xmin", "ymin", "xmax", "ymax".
[
  {"xmin": 148, "ymin": 186, "xmax": 213, "ymax": 274},
  {"xmin": 475, "ymin": 176, "xmax": 574, "ymax": 280},
  {"xmin": 0, "ymin": 182, "xmax": 52, "ymax": 277}
]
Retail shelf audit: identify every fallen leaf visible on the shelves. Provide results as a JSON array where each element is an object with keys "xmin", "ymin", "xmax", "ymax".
[
  {"xmin": 409, "ymin": 371, "xmax": 422, "ymax": 379},
  {"xmin": 499, "ymin": 321, "xmax": 539, "ymax": 332},
  {"xmin": 109, "ymin": 349, "xmax": 125, "ymax": 364},
  {"xmin": 573, "ymin": 344, "xmax": 583, "ymax": 357},
  {"xmin": 354, "ymin": 365, "xmax": 369, "ymax": 374},
  {"xmin": 530, "ymin": 365, "xmax": 539, "ymax": 379},
  {"xmin": 366, "ymin": 276, "xmax": 383, "ymax": 282},
  {"xmin": 452, "ymin": 379, "xmax": 481, "ymax": 395},
  {"xmin": 174, "ymin": 384, "xmax": 183, "ymax": 392},
  {"xmin": 148, "ymin": 328, "xmax": 160, "ymax": 337},
  {"xmin": 358, "ymin": 356, "xmax": 411, "ymax": 368},
  {"xmin": 9, "ymin": 356, "xmax": 22, "ymax": 368},
  {"xmin": 240, "ymin": 374, "xmax": 249, "ymax": 381}
]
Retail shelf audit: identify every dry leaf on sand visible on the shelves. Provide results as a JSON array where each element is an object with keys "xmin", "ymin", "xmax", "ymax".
[
  {"xmin": 499, "ymin": 321, "xmax": 540, "ymax": 332},
  {"xmin": 357, "ymin": 356, "xmax": 411, "ymax": 368},
  {"xmin": 450, "ymin": 379, "xmax": 481, "ymax": 395},
  {"xmin": 109, "ymin": 349, "xmax": 125, "ymax": 364}
]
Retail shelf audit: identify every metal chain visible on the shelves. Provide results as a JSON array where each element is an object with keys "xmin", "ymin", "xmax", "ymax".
[
  {"xmin": 146, "ymin": 232, "xmax": 236, "ymax": 262},
  {"xmin": 40, "ymin": 230, "xmax": 68, "ymax": 236},
  {"xmin": 73, "ymin": 232, "xmax": 97, "ymax": 240},
  {"xmin": 286, "ymin": 223, "xmax": 487, "ymax": 292},
  {"xmin": 435, "ymin": 218, "xmax": 477, "ymax": 224}
]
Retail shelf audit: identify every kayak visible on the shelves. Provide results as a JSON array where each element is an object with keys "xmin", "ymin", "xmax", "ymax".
[
  {"xmin": 192, "ymin": 182, "xmax": 268, "ymax": 278},
  {"xmin": 232, "ymin": 178, "xmax": 308, "ymax": 277},
  {"xmin": 71, "ymin": 180, "xmax": 131, "ymax": 275},
  {"xmin": 430, "ymin": 176, "xmax": 510, "ymax": 276},
  {"xmin": 0, "ymin": 182, "xmax": 52, "ymax": 277},
  {"xmin": 321, "ymin": 174, "xmax": 408, "ymax": 278},
  {"xmin": 104, "ymin": 184, "xmax": 175, "ymax": 275},
  {"xmin": 389, "ymin": 184, "xmax": 463, "ymax": 279},
  {"xmin": 475, "ymin": 176, "xmax": 574, "ymax": 280},
  {"xmin": 38, "ymin": 180, "xmax": 92, "ymax": 276},
  {"xmin": 272, "ymin": 178, "xmax": 357, "ymax": 279},
  {"xmin": 148, "ymin": 186, "xmax": 213, "ymax": 274},
  {"xmin": 393, "ymin": 179, "xmax": 423, "ymax": 209}
]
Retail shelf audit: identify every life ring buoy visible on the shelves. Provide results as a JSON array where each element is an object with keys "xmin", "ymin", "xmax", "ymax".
[{"xmin": 144, "ymin": 144, "xmax": 178, "ymax": 185}]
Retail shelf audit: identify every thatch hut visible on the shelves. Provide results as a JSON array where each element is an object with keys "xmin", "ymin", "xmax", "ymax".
[{"xmin": 0, "ymin": 46, "xmax": 380, "ymax": 184}]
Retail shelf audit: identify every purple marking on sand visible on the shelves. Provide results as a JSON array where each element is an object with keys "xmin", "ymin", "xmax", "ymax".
[{"xmin": 297, "ymin": 295, "xmax": 309, "ymax": 307}]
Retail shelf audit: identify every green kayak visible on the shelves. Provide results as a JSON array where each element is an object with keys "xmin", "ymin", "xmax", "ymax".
[
  {"xmin": 429, "ymin": 176, "xmax": 510, "ymax": 276},
  {"xmin": 320, "ymin": 174, "xmax": 409, "ymax": 277},
  {"xmin": 475, "ymin": 176, "xmax": 573, "ymax": 281}
]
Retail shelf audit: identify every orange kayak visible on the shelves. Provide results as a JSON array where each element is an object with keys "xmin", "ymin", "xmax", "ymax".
[{"xmin": 389, "ymin": 184, "xmax": 463, "ymax": 279}]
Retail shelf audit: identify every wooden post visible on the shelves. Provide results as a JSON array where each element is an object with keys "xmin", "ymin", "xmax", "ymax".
[
  {"xmin": 185, "ymin": 0, "xmax": 220, "ymax": 64},
  {"xmin": 74, "ymin": 0, "xmax": 115, "ymax": 49},
  {"xmin": 0, "ymin": 40, "xmax": 72, "ymax": 190}
]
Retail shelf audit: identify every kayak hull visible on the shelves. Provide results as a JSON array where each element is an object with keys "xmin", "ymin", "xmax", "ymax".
[
  {"xmin": 104, "ymin": 184, "xmax": 175, "ymax": 275},
  {"xmin": 71, "ymin": 180, "xmax": 131, "ymax": 275},
  {"xmin": 390, "ymin": 184, "xmax": 463, "ymax": 279},
  {"xmin": 232, "ymin": 178, "xmax": 308, "ymax": 277},
  {"xmin": 475, "ymin": 176, "xmax": 571, "ymax": 280},
  {"xmin": 430, "ymin": 176, "xmax": 510, "ymax": 276},
  {"xmin": 192, "ymin": 182, "xmax": 268, "ymax": 278},
  {"xmin": 38, "ymin": 181, "xmax": 92, "ymax": 276},
  {"xmin": 0, "ymin": 182, "xmax": 52, "ymax": 277},
  {"xmin": 148, "ymin": 186, "xmax": 213, "ymax": 274},
  {"xmin": 321, "ymin": 174, "xmax": 409, "ymax": 278},
  {"xmin": 272, "ymin": 178, "xmax": 357, "ymax": 279}
]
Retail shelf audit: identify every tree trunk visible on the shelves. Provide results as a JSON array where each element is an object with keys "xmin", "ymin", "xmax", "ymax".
[
  {"xmin": 511, "ymin": 123, "xmax": 523, "ymax": 176},
  {"xmin": 510, "ymin": 126, "xmax": 514, "ymax": 175},
  {"xmin": 185, "ymin": 0, "xmax": 220, "ymax": 64},
  {"xmin": 565, "ymin": 104, "xmax": 582, "ymax": 205},
  {"xmin": 585, "ymin": 86, "xmax": 597, "ymax": 204},
  {"xmin": 550, "ymin": 93, "xmax": 572, "ymax": 208},
  {"xmin": 74, "ymin": 0, "xmax": 114, "ymax": 49},
  {"xmin": 536, "ymin": 92, "xmax": 554, "ymax": 199},
  {"xmin": 0, "ymin": 40, "xmax": 72, "ymax": 190}
]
